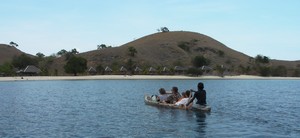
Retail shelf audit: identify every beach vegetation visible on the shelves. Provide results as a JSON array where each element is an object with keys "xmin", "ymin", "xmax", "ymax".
[
  {"xmin": 215, "ymin": 64, "xmax": 225, "ymax": 77},
  {"xmin": 271, "ymin": 65, "xmax": 287, "ymax": 77},
  {"xmin": 192, "ymin": 56, "xmax": 210, "ymax": 67},
  {"xmin": 12, "ymin": 54, "xmax": 38, "ymax": 69},
  {"xmin": 128, "ymin": 47, "xmax": 137, "ymax": 57},
  {"xmin": 0, "ymin": 62, "xmax": 14, "ymax": 76},
  {"xmin": 96, "ymin": 64, "xmax": 104, "ymax": 75},
  {"xmin": 186, "ymin": 68, "xmax": 202, "ymax": 76},
  {"xmin": 126, "ymin": 58, "xmax": 135, "ymax": 74},
  {"xmin": 64, "ymin": 56, "xmax": 87, "ymax": 76},
  {"xmin": 259, "ymin": 66, "xmax": 271, "ymax": 76}
]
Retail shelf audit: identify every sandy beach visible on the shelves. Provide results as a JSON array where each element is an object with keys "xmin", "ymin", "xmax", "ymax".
[{"xmin": 0, "ymin": 75, "xmax": 300, "ymax": 81}]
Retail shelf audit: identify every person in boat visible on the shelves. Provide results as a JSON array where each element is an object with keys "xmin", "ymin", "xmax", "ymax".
[
  {"xmin": 174, "ymin": 90, "xmax": 191, "ymax": 107},
  {"xmin": 186, "ymin": 82, "xmax": 207, "ymax": 107},
  {"xmin": 165, "ymin": 87, "xmax": 181, "ymax": 104},
  {"xmin": 157, "ymin": 88, "xmax": 169, "ymax": 102}
]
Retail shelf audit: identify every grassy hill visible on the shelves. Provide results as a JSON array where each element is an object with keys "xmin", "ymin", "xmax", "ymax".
[
  {"xmin": 2, "ymin": 31, "xmax": 300, "ymax": 76},
  {"xmin": 0, "ymin": 44, "xmax": 24, "ymax": 64},
  {"xmin": 48, "ymin": 31, "xmax": 300, "ymax": 76}
]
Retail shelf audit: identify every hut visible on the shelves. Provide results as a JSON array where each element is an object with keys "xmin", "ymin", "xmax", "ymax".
[
  {"xmin": 134, "ymin": 67, "xmax": 142, "ymax": 75},
  {"xmin": 104, "ymin": 66, "xmax": 113, "ymax": 74},
  {"xmin": 201, "ymin": 66, "xmax": 213, "ymax": 74},
  {"xmin": 161, "ymin": 67, "xmax": 170, "ymax": 75},
  {"xmin": 174, "ymin": 66, "xmax": 187, "ymax": 75},
  {"xmin": 119, "ymin": 66, "xmax": 127, "ymax": 75},
  {"xmin": 88, "ymin": 67, "xmax": 97, "ymax": 75},
  {"xmin": 148, "ymin": 67, "xmax": 157, "ymax": 75},
  {"xmin": 22, "ymin": 65, "xmax": 41, "ymax": 76}
]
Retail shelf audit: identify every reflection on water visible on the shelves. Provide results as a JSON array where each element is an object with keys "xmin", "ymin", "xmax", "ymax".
[{"xmin": 195, "ymin": 112, "xmax": 207, "ymax": 134}]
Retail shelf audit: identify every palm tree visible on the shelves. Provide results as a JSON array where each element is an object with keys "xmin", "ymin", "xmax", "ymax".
[{"xmin": 128, "ymin": 47, "xmax": 137, "ymax": 57}]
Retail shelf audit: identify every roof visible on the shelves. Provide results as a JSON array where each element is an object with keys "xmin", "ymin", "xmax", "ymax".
[
  {"xmin": 174, "ymin": 66, "xmax": 187, "ymax": 71},
  {"xmin": 134, "ymin": 67, "xmax": 142, "ymax": 72},
  {"xmin": 120, "ymin": 66, "xmax": 127, "ymax": 72},
  {"xmin": 88, "ymin": 67, "xmax": 97, "ymax": 72},
  {"xmin": 105, "ymin": 66, "xmax": 112, "ymax": 72},
  {"xmin": 149, "ymin": 67, "xmax": 157, "ymax": 72},
  {"xmin": 162, "ymin": 67, "xmax": 170, "ymax": 72},
  {"xmin": 201, "ymin": 66, "xmax": 213, "ymax": 70},
  {"xmin": 23, "ymin": 65, "xmax": 41, "ymax": 73}
]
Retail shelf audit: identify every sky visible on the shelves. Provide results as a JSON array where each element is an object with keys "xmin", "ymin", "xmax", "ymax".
[{"xmin": 1, "ymin": 0, "xmax": 300, "ymax": 61}]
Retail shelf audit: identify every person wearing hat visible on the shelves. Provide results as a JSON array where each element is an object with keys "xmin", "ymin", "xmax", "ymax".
[{"xmin": 186, "ymin": 82, "xmax": 207, "ymax": 107}]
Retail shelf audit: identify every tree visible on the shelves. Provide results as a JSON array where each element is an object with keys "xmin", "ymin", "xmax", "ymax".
[
  {"xmin": 259, "ymin": 66, "xmax": 271, "ymax": 76},
  {"xmin": 96, "ymin": 64, "xmax": 104, "ymax": 75},
  {"xmin": 192, "ymin": 56, "xmax": 210, "ymax": 67},
  {"xmin": 255, "ymin": 54, "xmax": 269, "ymax": 64},
  {"xmin": 71, "ymin": 48, "xmax": 79, "ymax": 54},
  {"xmin": 97, "ymin": 44, "xmax": 107, "ymax": 50},
  {"xmin": 57, "ymin": 49, "xmax": 67, "ymax": 56},
  {"xmin": 64, "ymin": 56, "xmax": 87, "ymax": 76},
  {"xmin": 36, "ymin": 52, "xmax": 45, "ymax": 58},
  {"xmin": 126, "ymin": 58, "xmax": 135, "ymax": 74},
  {"xmin": 215, "ymin": 65, "xmax": 225, "ymax": 77},
  {"xmin": 12, "ymin": 54, "xmax": 38, "ymax": 69},
  {"xmin": 128, "ymin": 47, "xmax": 137, "ymax": 57},
  {"xmin": 0, "ymin": 62, "xmax": 14, "ymax": 76},
  {"xmin": 9, "ymin": 41, "xmax": 18, "ymax": 47},
  {"xmin": 160, "ymin": 27, "xmax": 169, "ymax": 32}
]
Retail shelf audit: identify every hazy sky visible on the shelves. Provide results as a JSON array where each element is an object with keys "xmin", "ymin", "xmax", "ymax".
[{"xmin": 1, "ymin": 0, "xmax": 299, "ymax": 60}]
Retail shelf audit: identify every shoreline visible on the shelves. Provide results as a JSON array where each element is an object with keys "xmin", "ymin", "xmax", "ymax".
[{"xmin": 1, "ymin": 75, "xmax": 300, "ymax": 82}]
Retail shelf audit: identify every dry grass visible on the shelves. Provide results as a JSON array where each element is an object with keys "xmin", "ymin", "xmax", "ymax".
[
  {"xmin": 2, "ymin": 31, "xmax": 299, "ymax": 76},
  {"xmin": 0, "ymin": 44, "xmax": 24, "ymax": 64}
]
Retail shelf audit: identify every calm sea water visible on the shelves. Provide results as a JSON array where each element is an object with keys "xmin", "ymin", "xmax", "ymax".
[{"xmin": 0, "ymin": 79, "xmax": 299, "ymax": 137}]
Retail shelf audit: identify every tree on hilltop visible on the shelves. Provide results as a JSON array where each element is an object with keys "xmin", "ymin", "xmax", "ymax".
[
  {"xmin": 57, "ymin": 49, "xmax": 68, "ymax": 56},
  {"xmin": 97, "ymin": 44, "xmax": 107, "ymax": 50},
  {"xmin": 160, "ymin": 27, "xmax": 169, "ymax": 32},
  {"xmin": 9, "ymin": 41, "xmax": 18, "ymax": 47}
]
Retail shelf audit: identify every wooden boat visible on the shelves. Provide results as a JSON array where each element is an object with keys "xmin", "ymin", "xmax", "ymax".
[{"xmin": 144, "ymin": 95, "xmax": 211, "ymax": 112}]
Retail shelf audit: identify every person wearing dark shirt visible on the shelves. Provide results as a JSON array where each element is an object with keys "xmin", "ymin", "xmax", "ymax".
[{"xmin": 186, "ymin": 82, "xmax": 207, "ymax": 107}]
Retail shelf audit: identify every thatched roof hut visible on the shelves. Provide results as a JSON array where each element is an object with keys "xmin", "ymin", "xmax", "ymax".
[
  {"xmin": 134, "ymin": 67, "xmax": 142, "ymax": 74},
  {"xmin": 120, "ymin": 66, "xmax": 127, "ymax": 72},
  {"xmin": 148, "ymin": 67, "xmax": 157, "ymax": 74},
  {"xmin": 88, "ymin": 67, "xmax": 97, "ymax": 75},
  {"xmin": 104, "ymin": 66, "xmax": 113, "ymax": 74},
  {"xmin": 119, "ymin": 66, "xmax": 127, "ymax": 74},
  {"xmin": 174, "ymin": 66, "xmax": 186, "ymax": 74},
  {"xmin": 22, "ymin": 65, "xmax": 41, "ymax": 76}
]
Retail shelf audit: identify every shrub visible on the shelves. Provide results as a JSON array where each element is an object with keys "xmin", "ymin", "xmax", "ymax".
[{"xmin": 192, "ymin": 56, "xmax": 210, "ymax": 67}]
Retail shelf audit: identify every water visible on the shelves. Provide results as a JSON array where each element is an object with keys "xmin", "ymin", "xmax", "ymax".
[{"xmin": 0, "ymin": 79, "xmax": 299, "ymax": 137}]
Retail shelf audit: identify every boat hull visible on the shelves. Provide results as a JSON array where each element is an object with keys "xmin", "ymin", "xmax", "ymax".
[{"xmin": 144, "ymin": 95, "xmax": 211, "ymax": 112}]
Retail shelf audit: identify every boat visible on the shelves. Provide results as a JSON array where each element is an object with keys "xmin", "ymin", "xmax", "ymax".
[{"xmin": 144, "ymin": 94, "xmax": 211, "ymax": 112}]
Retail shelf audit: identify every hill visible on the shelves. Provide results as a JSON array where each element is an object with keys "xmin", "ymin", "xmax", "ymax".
[
  {"xmin": 0, "ymin": 44, "xmax": 24, "ymax": 64},
  {"xmin": 48, "ymin": 31, "xmax": 254, "ymax": 75},
  {"xmin": 2, "ymin": 31, "xmax": 299, "ymax": 76},
  {"xmin": 49, "ymin": 31, "xmax": 299, "ymax": 76}
]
